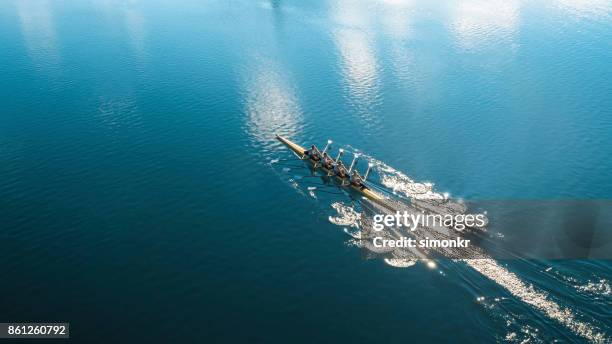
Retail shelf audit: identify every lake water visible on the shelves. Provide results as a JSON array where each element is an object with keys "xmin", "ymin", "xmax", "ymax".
[{"xmin": 1, "ymin": 0, "xmax": 611, "ymax": 342}]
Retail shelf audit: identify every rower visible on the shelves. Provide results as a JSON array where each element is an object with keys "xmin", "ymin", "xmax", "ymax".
[
  {"xmin": 350, "ymin": 170, "xmax": 364, "ymax": 186},
  {"xmin": 322, "ymin": 152, "xmax": 334, "ymax": 170},
  {"xmin": 335, "ymin": 161, "xmax": 349, "ymax": 178},
  {"xmin": 308, "ymin": 145, "xmax": 322, "ymax": 161}
]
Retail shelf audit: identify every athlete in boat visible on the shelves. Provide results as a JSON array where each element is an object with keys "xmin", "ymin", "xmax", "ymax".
[
  {"xmin": 322, "ymin": 152, "xmax": 334, "ymax": 170},
  {"xmin": 335, "ymin": 161, "xmax": 349, "ymax": 178},
  {"xmin": 308, "ymin": 145, "xmax": 321, "ymax": 161},
  {"xmin": 350, "ymin": 170, "xmax": 364, "ymax": 187}
]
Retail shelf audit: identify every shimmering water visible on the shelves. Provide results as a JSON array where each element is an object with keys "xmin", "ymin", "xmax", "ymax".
[{"xmin": 1, "ymin": 0, "xmax": 611, "ymax": 342}]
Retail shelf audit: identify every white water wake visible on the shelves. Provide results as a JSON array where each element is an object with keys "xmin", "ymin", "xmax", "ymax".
[
  {"xmin": 328, "ymin": 202, "xmax": 361, "ymax": 228},
  {"xmin": 277, "ymin": 145, "xmax": 608, "ymax": 343},
  {"xmin": 577, "ymin": 279, "xmax": 611, "ymax": 296},
  {"xmin": 358, "ymin": 153, "xmax": 470, "ymax": 216},
  {"xmin": 326, "ymin": 154, "xmax": 608, "ymax": 344},
  {"xmin": 465, "ymin": 259, "xmax": 606, "ymax": 344}
]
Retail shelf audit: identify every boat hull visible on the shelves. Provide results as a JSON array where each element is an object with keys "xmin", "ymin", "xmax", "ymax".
[
  {"xmin": 276, "ymin": 134, "xmax": 308, "ymax": 158},
  {"xmin": 275, "ymin": 134, "xmax": 387, "ymax": 204}
]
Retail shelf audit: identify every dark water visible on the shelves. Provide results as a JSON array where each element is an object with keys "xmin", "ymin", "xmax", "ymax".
[{"xmin": 1, "ymin": 0, "xmax": 611, "ymax": 342}]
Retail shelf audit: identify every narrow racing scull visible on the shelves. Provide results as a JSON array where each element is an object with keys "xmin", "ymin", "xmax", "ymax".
[{"xmin": 275, "ymin": 134, "xmax": 388, "ymax": 206}]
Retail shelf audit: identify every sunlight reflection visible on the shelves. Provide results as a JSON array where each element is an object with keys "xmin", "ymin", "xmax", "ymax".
[
  {"xmin": 123, "ymin": 6, "xmax": 148, "ymax": 64},
  {"xmin": 555, "ymin": 0, "xmax": 612, "ymax": 20},
  {"xmin": 331, "ymin": 1, "xmax": 381, "ymax": 129},
  {"xmin": 244, "ymin": 56, "xmax": 303, "ymax": 147},
  {"xmin": 379, "ymin": 0, "xmax": 415, "ymax": 40},
  {"xmin": 378, "ymin": 0, "xmax": 417, "ymax": 86},
  {"xmin": 91, "ymin": 0, "xmax": 149, "ymax": 65},
  {"xmin": 333, "ymin": 0, "xmax": 372, "ymax": 28},
  {"xmin": 450, "ymin": 0, "xmax": 521, "ymax": 50},
  {"xmin": 334, "ymin": 28, "xmax": 379, "ymax": 102},
  {"xmin": 16, "ymin": 0, "xmax": 61, "ymax": 73}
]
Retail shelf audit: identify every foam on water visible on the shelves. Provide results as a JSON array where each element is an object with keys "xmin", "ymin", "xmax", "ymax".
[
  {"xmin": 341, "ymin": 153, "xmax": 607, "ymax": 343},
  {"xmin": 369, "ymin": 157, "xmax": 607, "ymax": 343},
  {"xmin": 384, "ymin": 258, "xmax": 417, "ymax": 268},
  {"xmin": 328, "ymin": 202, "xmax": 361, "ymax": 228},
  {"xmin": 343, "ymin": 227, "xmax": 362, "ymax": 239},
  {"xmin": 577, "ymin": 279, "xmax": 611, "ymax": 297},
  {"xmin": 307, "ymin": 186, "xmax": 318, "ymax": 199},
  {"xmin": 465, "ymin": 259, "xmax": 607, "ymax": 343},
  {"xmin": 361, "ymin": 154, "xmax": 469, "ymax": 216},
  {"xmin": 278, "ymin": 146, "xmax": 608, "ymax": 343},
  {"xmin": 544, "ymin": 266, "xmax": 612, "ymax": 298}
]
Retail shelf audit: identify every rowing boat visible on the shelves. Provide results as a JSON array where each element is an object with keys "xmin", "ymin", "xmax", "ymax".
[{"xmin": 275, "ymin": 134, "xmax": 387, "ymax": 205}]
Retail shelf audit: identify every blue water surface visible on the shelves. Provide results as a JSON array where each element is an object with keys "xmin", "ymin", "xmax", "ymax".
[{"xmin": 1, "ymin": 0, "xmax": 611, "ymax": 342}]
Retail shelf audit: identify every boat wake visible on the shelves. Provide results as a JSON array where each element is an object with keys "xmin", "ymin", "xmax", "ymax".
[
  {"xmin": 465, "ymin": 259, "xmax": 607, "ymax": 343},
  {"xmin": 577, "ymin": 279, "xmax": 611, "ymax": 297},
  {"xmin": 384, "ymin": 258, "xmax": 417, "ymax": 268},
  {"xmin": 328, "ymin": 202, "xmax": 361, "ymax": 228},
  {"xmin": 360, "ymin": 153, "xmax": 470, "ymax": 216},
  {"xmin": 274, "ymin": 145, "xmax": 609, "ymax": 343},
  {"xmin": 339, "ymin": 152, "xmax": 608, "ymax": 343},
  {"xmin": 544, "ymin": 265, "xmax": 612, "ymax": 298}
]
